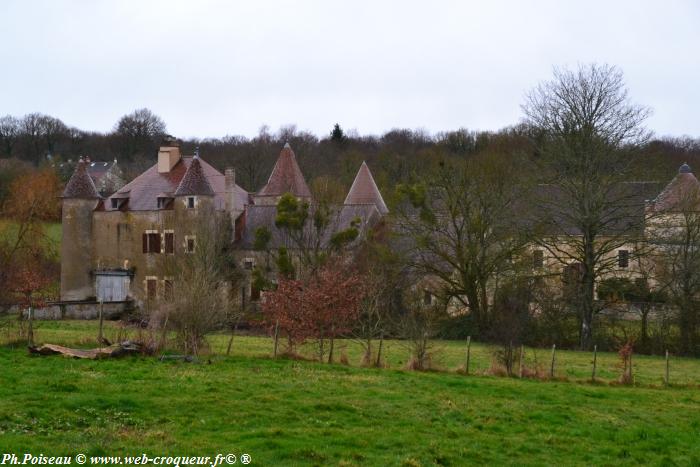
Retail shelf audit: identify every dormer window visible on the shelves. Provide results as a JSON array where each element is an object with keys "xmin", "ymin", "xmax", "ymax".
[
  {"xmin": 187, "ymin": 196, "xmax": 196, "ymax": 209},
  {"xmin": 157, "ymin": 197, "xmax": 173, "ymax": 209},
  {"xmin": 110, "ymin": 197, "xmax": 127, "ymax": 210}
]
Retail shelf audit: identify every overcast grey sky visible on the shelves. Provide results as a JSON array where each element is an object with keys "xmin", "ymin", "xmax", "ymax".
[{"xmin": 0, "ymin": 0, "xmax": 698, "ymax": 139}]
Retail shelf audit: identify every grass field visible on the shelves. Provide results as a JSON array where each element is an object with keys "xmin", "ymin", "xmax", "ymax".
[
  {"xmin": 0, "ymin": 220, "xmax": 61, "ymax": 255},
  {"xmin": 1, "ymin": 320, "xmax": 700, "ymax": 466}
]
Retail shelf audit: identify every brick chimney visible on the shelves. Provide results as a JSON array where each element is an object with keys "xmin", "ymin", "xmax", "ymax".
[{"xmin": 157, "ymin": 138, "xmax": 181, "ymax": 173}]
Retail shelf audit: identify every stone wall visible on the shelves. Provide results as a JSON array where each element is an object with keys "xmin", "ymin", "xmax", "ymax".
[{"xmin": 19, "ymin": 301, "xmax": 133, "ymax": 320}]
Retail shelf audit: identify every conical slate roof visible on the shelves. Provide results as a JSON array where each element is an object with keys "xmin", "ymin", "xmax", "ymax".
[
  {"xmin": 257, "ymin": 143, "xmax": 312, "ymax": 198},
  {"xmin": 174, "ymin": 156, "xmax": 214, "ymax": 196},
  {"xmin": 344, "ymin": 161, "xmax": 388, "ymax": 214},
  {"xmin": 652, "ymin": 163, "xmax": 700, "ymax": 212},
  {"xmin": 62, "ymin": 159, "xmax": 100, "ymax": 199}
]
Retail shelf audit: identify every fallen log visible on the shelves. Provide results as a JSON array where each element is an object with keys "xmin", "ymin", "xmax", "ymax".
[{"xmin": 28, "ymin": 341, "xmax": 142, "ymax": 359}]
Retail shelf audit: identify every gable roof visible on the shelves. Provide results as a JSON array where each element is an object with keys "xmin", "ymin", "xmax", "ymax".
[
  {"xmin": 257, "ymin": 143, "xmax": 312, "ymax": 199},
  {"xmin": 174, "ymin": 156, "xmax": 214, "ymax": 196},
  {"xmin": 651, "ymin": 163, "xmax": 700, "ymax": 212},
  {"xmin": 106, "ymin": 156, "xmax": 248, "ymax": 211},
  {"xmin": 62, "ymin": 159, "xmax": 101, "ymax": 199},
  {"xmin": 345, "ymin": 161, "xmax": 388, "ymax": 214}
]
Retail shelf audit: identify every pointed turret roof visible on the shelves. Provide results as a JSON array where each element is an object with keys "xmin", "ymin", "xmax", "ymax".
[
  {"xmin": 62, "ymin": 158, "xmax": 101, "ymax": 199},
  {"xmin": 174, "ymin": 155, "xmax": 214, "ymax": 196},
  {"xmin": 652, "ymin": 163, "xmax": 700, "ymax": 212},
  {"xmin": 344, "ymin": 161, "xmax": 388, "ymax": 214},
  {"xmin": 257, "ymin": 143, "xmax": 312, "ymax": 198}
]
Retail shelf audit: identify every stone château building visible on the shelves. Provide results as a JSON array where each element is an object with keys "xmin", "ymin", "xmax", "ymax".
[{"xmin": 59, "ymin": 139, "xmax": 388, "ymax": 307}]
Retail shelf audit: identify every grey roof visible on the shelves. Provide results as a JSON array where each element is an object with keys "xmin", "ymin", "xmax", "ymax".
[
  {"xmin": 526, "ymin": 182, "xmax": 664, "ymax": 236},
  {"xmin": 237, "ymin": 203, "xmax": 381, "ymax": 250}
]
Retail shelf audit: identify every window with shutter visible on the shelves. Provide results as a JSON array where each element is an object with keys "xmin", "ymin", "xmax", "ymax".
[
  {"xmin": 618, "ymin": 250, "xmax": 629, "ymax": 268},
  {"xmin": 143, "ymin": 232, "xmax": 161, "ymax": 254},
  {"xmin": 533, "ymin": 250, "xmax": 544, "ymax": 268},
  {"xmin": 185, "ymin": 236, "xmax": 196, "ymax": 253}
]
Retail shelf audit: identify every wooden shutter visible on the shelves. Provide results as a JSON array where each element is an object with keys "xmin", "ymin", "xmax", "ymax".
[
  {"xmin": 153, "ymin": 233, "xmax": 161, "ymax": 253},
  {"xmin": 165, "ymin": 233, "xmax": 174, "ymax": 254},
  {"xmin": 142, "ymin": 233, "xmax": 148, "ymax": 253},
  {"xmin": 147, "ymin": 279, "xmax": 157, "ymax": 299}
]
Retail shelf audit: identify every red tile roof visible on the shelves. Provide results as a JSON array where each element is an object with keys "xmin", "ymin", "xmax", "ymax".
[
  {"xmin": 106, "ymin": 156, "xmax": 247, "ymax": 211},
  {"xmin": 62, "ymin": 159, "xmax": 101, "ymax": 199},
  {"xmin": 652, "ymin": 164, "xmax": 700, "ymax": 212},
  {"xmin": 257, "ymin": 143, "xmax": 312, "ymax": 199},
  {"xmin": 344, "ymin": 162, "xmax": 388, "ymax": 214},
  {"xmin": 174, "ymin": 156, "xmax": 214, "ymax": 196}
]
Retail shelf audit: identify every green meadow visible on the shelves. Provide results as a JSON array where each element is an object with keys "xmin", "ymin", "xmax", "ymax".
[{"xmin": 0, "ymin": 319, "xmax": 699, "ymax": 466}]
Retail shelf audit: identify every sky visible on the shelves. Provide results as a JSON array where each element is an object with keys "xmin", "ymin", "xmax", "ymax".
[{"xmin": 0, "ymin": 0, "xmax": 698, "ymax": 140}]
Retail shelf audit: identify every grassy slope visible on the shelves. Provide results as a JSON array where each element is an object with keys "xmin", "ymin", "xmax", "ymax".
[{"xmin": 1, "ymin": 321, "xmax": 700, "ymax": 465}]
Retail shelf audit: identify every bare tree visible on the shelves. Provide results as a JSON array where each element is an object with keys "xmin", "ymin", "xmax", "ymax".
[
  {"xmin": 113, "ymin": 108, "xmax": 167, "ymax": 161},
  {"xmin": 162, "ymin": 208, "xmax": 239, "ymax": 355},
  {"xmin": 396, "ymin": 154, "xmax": 527, "ymax": 334},
  {"xmin": 0, "ymin": 116, "xmax": 20, "ymax": 157},
  {"xmin": 654, "ymin": 187, "xmax": 700, "ymax": 355},
  {"xmin": 522, "ymin": 63, "xmax": 652, "ymax": 350}
]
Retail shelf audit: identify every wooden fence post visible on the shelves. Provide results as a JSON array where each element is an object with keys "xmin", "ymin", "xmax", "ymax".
[
  {"xmin": 273, "ymin": 319, "xmax": 280, "ymax": 358},
  {"xmin": 465, "ymin": 336, "xmax": 471, "ymax": 375},
  {"xmin": 550, "ymin": 344, "xmax": 556, "ymax": 378},
  {"xmin": 27, "ymin": 306, "xmax": 34, "ymax": 347},
  {"xmin": 665, "ymin": 350, "xmax": 669, "ymax": 387},
  {"xmin": 375, "ymin": 331, "xmax": 384, "ymax": 368},
  {"xmin": 592, "ymin": 345, "xmax": 597, "ymax": 382},
  {"xmin": 98, "ymin": 299, "xmax": 104, "ymax": 344},
  {"xmin": 519, "ymin": 344, "xmax": 524, "ymax": 378}
]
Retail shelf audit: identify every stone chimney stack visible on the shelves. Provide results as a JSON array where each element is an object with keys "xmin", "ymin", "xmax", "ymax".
[
  {"xmin": 157, "ymin": 137, "xmax": 181, "ymax": 173},
  {"xmin": 225, "ymin": 167, "xmax": 236, "ymax": 212}
]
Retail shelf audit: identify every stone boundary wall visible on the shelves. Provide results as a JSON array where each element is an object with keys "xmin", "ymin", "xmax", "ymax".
[{"xmin": 10, "ymin": 301, "xmax": 134, "ymax": 320}]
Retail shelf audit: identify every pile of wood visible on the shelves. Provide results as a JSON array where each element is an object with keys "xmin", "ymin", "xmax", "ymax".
[{"xmin": 28, "ymin": 341, "xmax": 142, "ymax": 359}]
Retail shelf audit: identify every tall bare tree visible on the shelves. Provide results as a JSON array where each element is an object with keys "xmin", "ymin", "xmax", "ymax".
[
  {"xmin": 113, "ymin": 108, "xmax": 167, "ymax": 161},
  {"xmin": 0, "ymin": 116, "xmax": 20, "ymax": 157},
  {"xmin": 522, "ymin": 63, "xmax": 651, "ymax": 350},
  {"xmin": 396, "ymin": 154, "xmax": 527, "ymax": 333}
]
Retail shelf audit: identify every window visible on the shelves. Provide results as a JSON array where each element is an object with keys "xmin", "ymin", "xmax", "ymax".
[
  {"xmin": 423, "ymin": 290, "xmax": 433, "ymax": 306},
  {"xmin": 157, "ymin": 197, "xmax": 171, "ymax": 209},
  {"xmin": 187, "ymin": 196, "xmax": 196, "ymax": 209},
  {"xmin": 163, "ymin": 279, "xmax": 174, "ymax": 301},
  {"xmin": 146, "ymin": 278, "xmax": 157, "ymax": 300},
  {"xmin": 142, "ymin": 231, "xmax": 161, "ymax": 254},
  {"xmin": 244, "ymin": 259, "xmax": 254, "ymax": 270},
  {"xmin": 185, "ymin": 236, "xmax": 196, "ymax": 253},
  {"xmin": 111, "ymin": 198, "xmax": 120, "ymax": 209},
  {"xmin": 164, "ymin": 231, "xmax": 174, "ymax": 254},
  {"xmin": 618, "ymin": 250, "xmax": 629, "ymax": 268},
  {"xmin": 533, "ymin": 250, "xmax": 544, "ymax": 269}
]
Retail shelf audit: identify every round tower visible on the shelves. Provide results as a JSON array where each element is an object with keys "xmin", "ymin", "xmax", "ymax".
[{"xmin": 60, "ymin": 158, "xmax": 101, "ymax": 300}]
